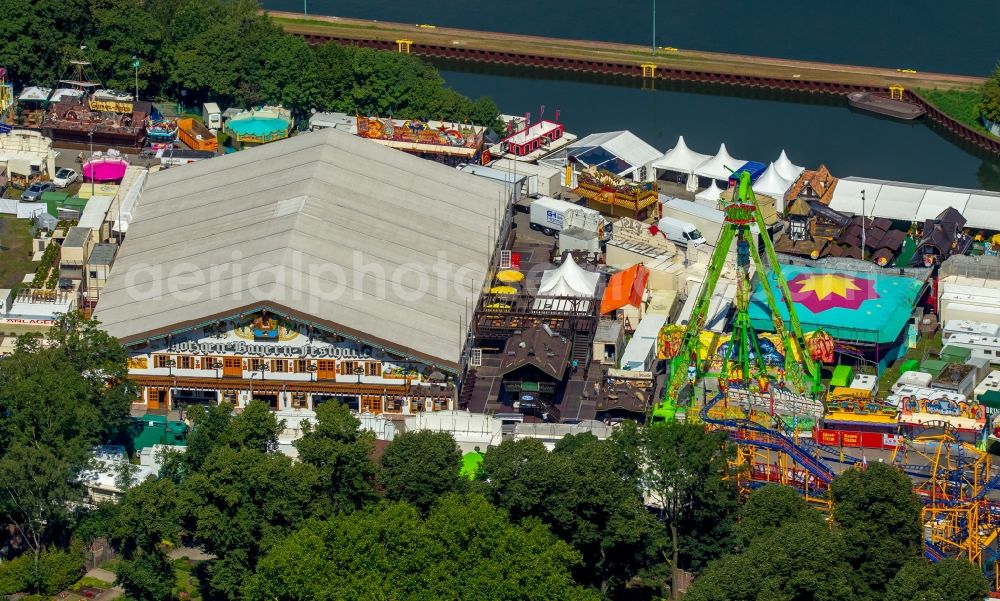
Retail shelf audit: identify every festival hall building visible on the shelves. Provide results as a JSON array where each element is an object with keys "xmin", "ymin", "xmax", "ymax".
[{"xmin": 95, "ymin": 129, "xmax": 510, "ymax": 415}]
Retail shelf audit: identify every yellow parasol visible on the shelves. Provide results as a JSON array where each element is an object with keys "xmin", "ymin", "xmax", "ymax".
[
  {"xmin": 496, "ymin": 269, "xmax": 524, "ymax": 283},
  {"xmin": 990, "ymin": 233, "xmax": 1000, "ymax": 246},
  {"xmin": 490, "ymin": 285, "xmax": 517, "ymax": 294}
]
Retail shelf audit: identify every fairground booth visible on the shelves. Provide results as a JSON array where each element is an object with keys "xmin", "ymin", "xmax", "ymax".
[{"xmin": 750, "ymin": 264, "xmax": 926, "ymax": 373}]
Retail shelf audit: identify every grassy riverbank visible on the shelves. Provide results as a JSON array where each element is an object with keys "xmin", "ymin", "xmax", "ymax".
[{"xmin": 918, "ymin": 88, "xmax": 1000, "ymax": 140}]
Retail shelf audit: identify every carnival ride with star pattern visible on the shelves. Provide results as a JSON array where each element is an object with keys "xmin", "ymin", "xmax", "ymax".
[{"xmin": 649, "ymin": 169, "xmax": 1000, "ymax": 589}]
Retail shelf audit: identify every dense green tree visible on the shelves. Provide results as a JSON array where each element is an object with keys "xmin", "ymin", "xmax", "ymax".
[
  {"xmin": 84, "ymin": 0, "xmax": 166, "ymax": 97},
  {"xmin": 225, "ymin": 399, "xmax": 283, "ymax": 453},
  {"xmin": 481, "ymin": 436, "xmax": 667, "ymax": 598},
  {"xmin": 115, "ymin": 550, "xmax": 175, "ymax": 601},
  {"xmin": 109, "ymin": 478, "xmax": 180, "ymax": 601},
  {"xmin": 830, "ymin": 463, "xmax": 923, "ymax": 598},
  {"xmin": 108, "ymin": 479, "xmax": 179, "ymax": 556},
  {"xmin": 294, "ymin": 402, "xmax": 377, "ymax": 514},
  {"xmin": 243, "ymin": 494, "xmax": 599, "ymax": 601},
  {"xmin": 180, "ymin": 445, "xmax": 320, "ymax": 597},
  {"xmin": 0, "ymin": 444, "xmax": 77, "ymax": 588},
  {"xmin": 642, "ymin": 422, "xmax": 738, "ymax": 595},
  {"xmin": 685, "ymin": 519, "xmax": 853, "ymax": 601},
  {"xmin": 181, "ymin": 401, "xmax": 235, "ymax": 471},
  {"xmin": 734, "ymin": 484, "xmax": 823, "ymax": 549},
  {"xmin": 0, "ymin": 313, "xmax": 134, "ymax": 461},
  {"xmin": 980, "ymin": 63, "xmax": 1000, "ymax": 123},
  {"xmin": 0, "ymin": 0, "xmax": 89, "ymax": 86},
  {"xmin": 885, "ymin": 559, "xmax": 989, "ymax": 601},
  {"xmin": 481, "ymin": 438, "xmax": 565, "ymax": 520},
  {"xmin": 379, "ymin": 430, "xmax": 463, "ymax": 513},
  {"xmin": 0, "ymin": 314, "xmax": 133, "ymax": 589}
]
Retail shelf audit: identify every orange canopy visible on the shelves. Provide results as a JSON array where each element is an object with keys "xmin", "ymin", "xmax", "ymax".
[{"xmin": 600, "ymin": 264, "xmax": 650, "ymax": 315}]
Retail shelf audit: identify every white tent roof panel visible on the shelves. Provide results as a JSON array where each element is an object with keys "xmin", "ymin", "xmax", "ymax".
[
  {"xmin": 870, "ymin": 184, "xmax": 925, "ymax": 219},
  {"xmin": 828, "ymin": 178, "xmax": 882, "ymax": 215},
  {"xmin": 916, "ymin": 189, "xmax": 970, "ymax": 222},
  {"xmin": 963, "ymin": 193, "xmax": 1000, "ymax": 231},
  {"xmin": 569, "ymin": 130, "xmax": 662, "ymax": 175}
]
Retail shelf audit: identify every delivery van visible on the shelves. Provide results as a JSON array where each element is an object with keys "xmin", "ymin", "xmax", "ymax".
[
  {"xmin": 529, "ymin": 196, "xmax": 603, "ymax": 236},
  {"xmin": 657, "ymin": 216, "xmax": 707, "ymax": 247}
]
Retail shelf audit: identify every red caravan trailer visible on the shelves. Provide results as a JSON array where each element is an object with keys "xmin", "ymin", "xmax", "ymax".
[{"xmin": 501, "ymin": 120, "xmax": 565, "ymax": 157}]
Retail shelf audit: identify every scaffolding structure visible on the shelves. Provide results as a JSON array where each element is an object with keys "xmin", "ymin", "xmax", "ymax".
[{"xmin": 892, "ymin": 432, "xmax": 1000, "ymax": 583}]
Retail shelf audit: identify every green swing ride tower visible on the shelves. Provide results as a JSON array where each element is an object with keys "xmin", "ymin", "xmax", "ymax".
[{"xmin": 652, "ymin": 170, "xmax": 821, "ymax": 424}]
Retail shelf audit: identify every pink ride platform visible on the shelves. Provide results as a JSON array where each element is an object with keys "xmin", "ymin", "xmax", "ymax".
[{"xmin": 83, "ymin": 149, "xmax": 129, "ymax": 183}]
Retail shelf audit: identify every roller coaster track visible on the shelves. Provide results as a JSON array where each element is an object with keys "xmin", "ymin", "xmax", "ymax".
[{"xmin": 700, "ymin": 392, "xmax": 835, "ymax": 484}]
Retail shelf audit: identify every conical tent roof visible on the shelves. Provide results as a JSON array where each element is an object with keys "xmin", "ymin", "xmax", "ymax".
[
  {"xmin": 539, "ymin": 255, "xmax": 599, "ymax": 297},
  {"xmin": 753, "ymin": 163, "xmax": 794, "ymax": 207},
  {"xmin": 695, "ymin": 180, "xmax": 723, "ymax": 202},
  {"xmin": 651, "ymin": 135, "xmax": 711, "ymax": 174},
  {"xmin": 694, "ymin": 143, "xmax": 743, "ymax": 181},
  {"xmin": 774, "ymin": 149, "xmax": 804, "ymax": 181}
]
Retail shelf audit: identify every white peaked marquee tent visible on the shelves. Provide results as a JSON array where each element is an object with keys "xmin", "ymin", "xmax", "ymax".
[
  {"xmin": 752, "ymin": 163, "xmax": 794, "ymax": 209},
  {"xmin": 774, "ymin": 150, "xmax": 804, "ymax": 181},
  {"xmin": 695, "ymin": 180, "xmax": 723, "ymax": 206},
  {"xmin": 694, "ymin": 143, "xmax": 743, "ymax": 184},
  {"xmin": 652, "ymin": 136, "xmax": 711, "ymax": 178},
  {"xmin": 538, "ymin": 255, "xmax": 599, "ymax": 297}
]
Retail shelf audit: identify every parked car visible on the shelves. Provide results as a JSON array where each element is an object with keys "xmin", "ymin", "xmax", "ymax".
[
  {"xmin": 52, "ymin": 168, "xmax": 79, "ymax": 188},
  {"xmin": 20, "ymin": 181, "xmax": 55, "ymax": 201}
]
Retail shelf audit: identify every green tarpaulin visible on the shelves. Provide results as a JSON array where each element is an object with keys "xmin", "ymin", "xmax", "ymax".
[{"xmin": 979, "ymin": 390, "xmax": 1000, "ymax": 410}]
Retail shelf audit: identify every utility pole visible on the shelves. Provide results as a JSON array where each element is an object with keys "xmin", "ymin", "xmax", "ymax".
[
  {"xmin": 652, "ymin": 0, "xmax": 657, "ymax": 52},
  {"xmin": 132, "ymin": 56, "xmax": 140, "ymax": 101},
  {"xmin": 860, "ymin": 189, "xmax": 866, "ymax": 261},
  {"xmin": 88, "ymin": 130, "xmax": 95, "ymax": 197}
]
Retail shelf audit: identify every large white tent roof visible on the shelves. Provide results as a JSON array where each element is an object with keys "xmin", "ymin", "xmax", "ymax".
[
  {"xmin": 694, "ymin": 143, "xmax": 743, "ymax": 181},
  {"xmin": 752, "ymin": 163, "xmax": 794, "ymax": 200},
  {"xmin": 773, "ymin": 150, "xmax": 805, "ymax": 181},
  {"xmin": 829, "ymin": 176, "xmax": 1000, "ymax": 230},
  {"xmin": 567, "ymin": 130, "xmax": 662, "ymax": 177},
  {"xmin": 94, "ymin": 128, "xmax": 510, "ymax": 368},
  {"xmin": 651, "ymin": 135, "xmax": 711, "ymax": 174},
  {"xmin": 538, "ymin": 256, "xmax": 599, "ymax": 297}
]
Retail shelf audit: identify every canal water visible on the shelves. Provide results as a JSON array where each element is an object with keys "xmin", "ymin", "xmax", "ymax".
[{"xmin": 263, "ymin": 0, "xmax": 1000, "ymax": 190}]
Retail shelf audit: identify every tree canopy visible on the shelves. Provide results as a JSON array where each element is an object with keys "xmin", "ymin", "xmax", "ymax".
[
  {"xmin": 980, "ymin": 63, "xmax": 1000, "ymax": 123},
  {"xmin": 379, "ymin": 430, "xmax": 464, "ymax": 514},
  {"xmin": 243, "ymin": 494, "xmax": 599, "ymax": 601},
  {"xmin": 0, "ymin": 313, "xmax": 133, "ymax": 593},
  {"xmin": 0, "ymin": 0, "xmax": 502, "ymax": 125},
  {"xmin": 1, "ymin": 314, "xmax": 992, "ymax": 599},
  {"xmin": 830, "ymin": 462, "xmax": 923, "ymax": 597}
]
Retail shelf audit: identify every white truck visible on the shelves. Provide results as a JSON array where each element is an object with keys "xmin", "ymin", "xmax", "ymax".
[
  {"xmin": 656, "ymin": 215, "xmax": 707, "ymax": 247},
  {"xmin": 529, "ymin": 196, "xmax": 603, "ymax": 236},
  {"xmin": 202, "ymin": 102, "xmax": 222, "ymax": 132}
]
